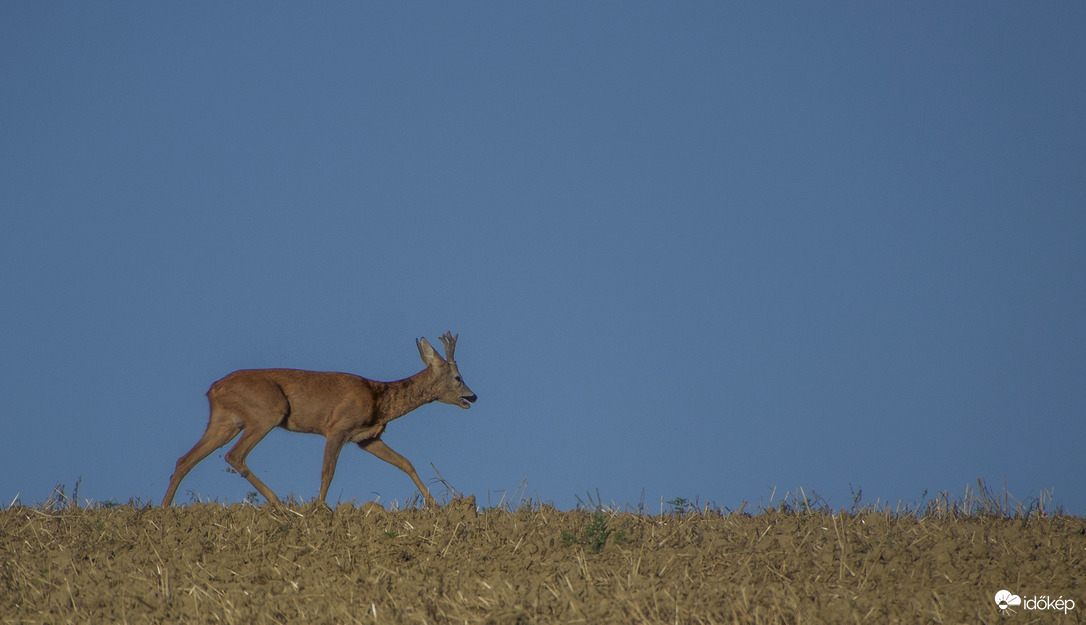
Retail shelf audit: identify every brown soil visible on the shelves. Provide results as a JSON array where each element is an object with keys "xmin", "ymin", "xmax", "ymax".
[{"xmin": 2, "ymin": 498, "xmax": 1083, "ymax": 624}]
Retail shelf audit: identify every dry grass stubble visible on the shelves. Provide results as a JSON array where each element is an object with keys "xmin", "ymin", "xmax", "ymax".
[{"xmin": 2, "ymin": 497, "xmax": 1084, "ymax": 624}]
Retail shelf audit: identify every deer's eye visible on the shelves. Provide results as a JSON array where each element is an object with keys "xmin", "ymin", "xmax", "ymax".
[{"xmin": 455, "ymin": 376, "xmax": 462, "ymax": 382}]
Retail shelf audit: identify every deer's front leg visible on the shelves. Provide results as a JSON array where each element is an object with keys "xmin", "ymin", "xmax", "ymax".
[
  {"xmin": 319, "ymin": 432, "xmax": 350, "ymax": 503},
  {"xmin": 360, "ymin": 438, "xmax": 436, "ymax": 507}
]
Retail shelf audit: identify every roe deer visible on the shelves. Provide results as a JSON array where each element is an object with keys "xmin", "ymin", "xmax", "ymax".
[{"xmin": 161, "ymin": 332, "xmax": 476, "ymax": 507}]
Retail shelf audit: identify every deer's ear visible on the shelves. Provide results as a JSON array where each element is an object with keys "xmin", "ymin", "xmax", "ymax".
[{"xmin": 416, "ymin": 338, "xmax": 445, "ymax": 367}]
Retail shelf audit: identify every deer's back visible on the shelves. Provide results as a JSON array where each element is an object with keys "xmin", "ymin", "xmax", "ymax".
[{"xmin": 209, "ymin": 369, "xmax": 379, "ymax": 431}]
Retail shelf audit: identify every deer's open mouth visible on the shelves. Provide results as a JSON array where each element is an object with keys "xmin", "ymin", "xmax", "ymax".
[{"xmin": 459, "ymin": 394, "xmax": 477, "ymax": 409}]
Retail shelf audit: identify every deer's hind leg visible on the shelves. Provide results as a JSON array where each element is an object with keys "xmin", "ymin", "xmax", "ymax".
[
  {"xmin": 211, "ymin": 376, "xmax": 291, "ymax": 506},
  {"xmin": 162, "ymin": 407, "xmax": 242, "ymax": 506},
  {"xmin": 223, "ymin": 417, "xmax": 282, "ymax": 506}
]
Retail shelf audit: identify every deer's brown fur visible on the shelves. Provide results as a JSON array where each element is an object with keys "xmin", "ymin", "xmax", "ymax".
[{"xmin": 161, "ymin": 332, "xmax": 476, "ymax": 507}]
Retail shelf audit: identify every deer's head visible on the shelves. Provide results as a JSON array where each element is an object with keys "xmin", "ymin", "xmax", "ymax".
[{"xmin": 416, "ymin": 332, "xmax": 477, "ymax": 409}]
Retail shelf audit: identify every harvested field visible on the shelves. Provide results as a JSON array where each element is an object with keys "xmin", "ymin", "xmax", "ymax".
[{"xmin": 2, "ymin": 497, "xmax": 1084, "ymax": 624}]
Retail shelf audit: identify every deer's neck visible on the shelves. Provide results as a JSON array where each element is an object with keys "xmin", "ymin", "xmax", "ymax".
[{"xmin": 376, "ymin": 369, "xmax": 437, "ymax": 423}]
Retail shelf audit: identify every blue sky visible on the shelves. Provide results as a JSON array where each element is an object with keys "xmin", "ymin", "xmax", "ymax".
[{"xmin": 3, "ymin": 3, "xmax": 1084, "ymax": 513}]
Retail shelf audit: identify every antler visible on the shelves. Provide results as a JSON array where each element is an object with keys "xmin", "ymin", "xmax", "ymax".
[{"xmin": 439, "ymin": 332, "xmax": 458, "ymax": 362}]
